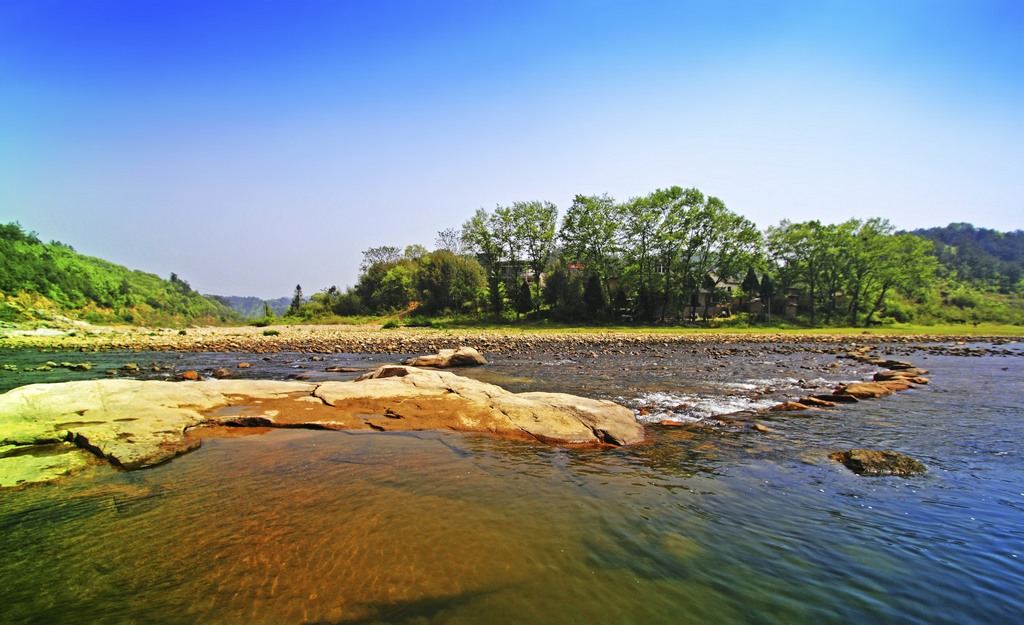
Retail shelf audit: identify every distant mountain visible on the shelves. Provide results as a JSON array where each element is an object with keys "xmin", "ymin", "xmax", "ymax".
[
  {"xmin": 911, "ymin": 223, "xmax": 1024, "ymax": 293},
  {"xmin": 209, "ymin": 295, "xmax": 291, "ymax": 319},
  {"xmin": 0, "ymin": 221, "xmax": 239, "ymax": 326}
]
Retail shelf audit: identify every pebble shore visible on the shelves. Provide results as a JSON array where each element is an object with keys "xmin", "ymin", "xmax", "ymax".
[{"xmin": 2, "ymin": 323, "xmax": 1021, "ymax": 358}]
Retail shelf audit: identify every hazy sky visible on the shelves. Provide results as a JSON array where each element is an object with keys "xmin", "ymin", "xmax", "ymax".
[{"xmin": 2, "ymin": 0, "xmax": 1022, "ymax": 298}]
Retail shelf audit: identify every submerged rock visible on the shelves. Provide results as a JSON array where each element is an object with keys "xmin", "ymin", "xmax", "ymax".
[
  {"xmin": 0, "ymin": 366, "xmax": 643, "ymax": 486},
  {"xmin": 829, "ymin": 449, "xmax": 927, "ymax": 477},
  {"xmin": 403, "ymin": 346, "xmax": 487, "ymax": 368}
]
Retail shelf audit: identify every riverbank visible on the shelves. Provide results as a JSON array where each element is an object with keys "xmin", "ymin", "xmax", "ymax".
[{"xmin": 1, "ymin": 323, "xmax": 1022, "ymax": 356}]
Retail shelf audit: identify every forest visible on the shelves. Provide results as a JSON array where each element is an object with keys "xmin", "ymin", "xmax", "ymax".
[{"xmin": 284, "ymin": 187, "xmax": 1023, "ymax": 328}]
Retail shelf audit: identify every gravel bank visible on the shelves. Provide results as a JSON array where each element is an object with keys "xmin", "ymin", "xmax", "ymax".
[{"xmin": 2, "ymin": 324, "xmax": 1021, "ymax": 358}]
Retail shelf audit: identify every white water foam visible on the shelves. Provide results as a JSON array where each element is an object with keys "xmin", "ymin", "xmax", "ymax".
[{"xmin": 625, "ymin": 390, "xmax": 779, "ymax": 424}]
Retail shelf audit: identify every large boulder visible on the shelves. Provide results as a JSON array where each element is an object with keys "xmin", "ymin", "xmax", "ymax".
[
  {"xmin": 829, "ymin": 449, "xmax": 927, "ymax": 477},
  {"xmin": 402, "ymin": 346, "xmax": 487, "ymax": 368},
  {"xmin": 320, "ymin": 366, "xmax": 642, "ymax": 445},
  {"xmin": 0, "ymin": 366, "xmax": 642, "ymax": 486}
]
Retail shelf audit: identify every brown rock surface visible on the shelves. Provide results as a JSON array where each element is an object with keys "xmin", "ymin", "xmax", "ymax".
[
  {"xmin": 834, "ymin": 382, "xmax": 899, "ymax": 399},
  {"xmin": 874, "ymin": 370, "xmax": 929, "ymax": 384},
  {"xmin": 402, "ymin": 346, "xmax": 487, "ymax": 368},
  {"xmin": 1, "ymin": 366, "xmax": 642, "ymax": 486},
  {"xmin": 320, "ymin": 366, "xmax": 641, "ymax": 445},
  {"xmin": 770, "ymin": 401, "xmax": 812, "ymax": 412}
]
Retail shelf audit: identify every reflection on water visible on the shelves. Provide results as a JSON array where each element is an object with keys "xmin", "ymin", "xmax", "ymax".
[{"xmin": 2, "ymin": 347, "xmax": 1024, "ymax": 624}]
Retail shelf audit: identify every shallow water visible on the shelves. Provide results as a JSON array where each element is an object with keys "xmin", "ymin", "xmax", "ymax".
[{"xmin": 1, "ymin": 345, "xmax": 1023, "ymax": 624}]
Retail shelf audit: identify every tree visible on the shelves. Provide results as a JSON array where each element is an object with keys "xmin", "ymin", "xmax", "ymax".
[
  {"xmin": 461, "ymin": 208, "xmax": 505, "ymax": 315},
  {"xmin": 374, "ymin": 265, "xmax": 414, "ymax": 311},
  {"xmin": 766, "ymin": 220, "xmax": 830, "ymax": 325},
  {"xmin": 169, "ymin": 272, "xmax": 193, "ymax": 294},
  {"xmin": 403, "ymin": 244, "xmax": 429, "ymax": 261},
  {"xmin": 514, "ymin": 279, "xmax": 533, "ymax": 317},
  {"xmin": 704, "ymin": 205, "xmax": 763, "ymax": 294},
  {"xmin": 434, "ymin": 227, "xmax": 464, "ymax": 254},
  {"xmin": 759, "ymin": 273, "xmax": 775, "ymax": 322},
  {"xmin": 619, "ymin": 193, "xmax": 664, "ymax": 309},
  {"xmin": 355, "ymin": 257, "xmax": 417, "ymax": 313},
  {"xmin": 515, "ymin": 201, "xmax": 558, "ymax": 308},
  {"xmin": 767, "ymin": 218, "xmax": 939, "ymax": 327},
  {"xmin": 287, "ymin": 284, "xmax": 304, "ymax": 316},
  {"xmin": 844, "ymin": 221, "xmax": 937, "ymax": 325},
  {"xmin": 543, "ymin": 261, "xmax": 584, "ymax": 321},
  {"xmin": 559, "ymin": 194, "xmax": 621, "ymax": 304},
  {"xmin": 583, "ymin": 273, "xmax": 606, "ymax": 320},
  {"xmin": 415, "ymin": 250, "xmax": 485, "ymax": 313},
  {"xmin": 741, "ymin": 267, "xmax": 760, "ymax": 297},
  {"xmin": 360, "ymin": 246, "xmax": 402, "ymax": 274}
]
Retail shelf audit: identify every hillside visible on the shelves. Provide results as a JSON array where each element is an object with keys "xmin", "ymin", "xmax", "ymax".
[
  {"xmin": 0, "ymin": 222, "xmax": 238, "ymax": 326},
  {"xmin": 912, "ymin": 223, "xmax": 1024, "ymax": 293},
  {"xmin": 209, "ymin": 295, "xmax": 291, "ymax": 319}
]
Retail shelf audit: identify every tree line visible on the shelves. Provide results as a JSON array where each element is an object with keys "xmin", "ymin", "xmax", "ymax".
[{"xmin": 285, "ymin": 185, "xmax": 1017, "ymax": 327}]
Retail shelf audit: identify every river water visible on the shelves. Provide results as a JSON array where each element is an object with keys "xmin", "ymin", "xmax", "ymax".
[{"xmin": 1, "ymin": 343, "xmax": 1023, "ymax": 624}]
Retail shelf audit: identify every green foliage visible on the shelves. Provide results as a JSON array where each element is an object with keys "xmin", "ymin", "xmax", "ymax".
[
  {"xmin": 913, "ymin": 223, "xmax": 1024, "ymax": 293},
  {"xmin": 543, "ymin": 261, "xmax": 585, "ymax": 321},
  {"xmin": 0, "ymin": 221, "xmax": 238, "ymax": 326},
  {"xmin": 582, "ymin": 274, "xmax": 606, "ymax": 320},
  {"xmin": 0, "ymin": 302, "xmax": 29, "ymax": 322},
  {"xmin": 461, "ymin": 208, "xmax": 506, "ymax": 315},
  {"xmin": 415, "ymin": 250, "xmax": 485, "ymax": 314},
  {"xmin": 766, "ymin": 219, "xmax": 938, "ymax": 327},
  {"xmin": 514, "ymin": 279, "xmax": 533, "ymax": 316},
  {"xmin": 262, "ymin": 329, "xmax": 280, "ymax": 336},
  {"xmin": 382, "ymin": 315, "xmax": 437, "ymax": 329},
  {"xmin": 286, "ymin": 284, "xmax": 304, "ymax": 316}
]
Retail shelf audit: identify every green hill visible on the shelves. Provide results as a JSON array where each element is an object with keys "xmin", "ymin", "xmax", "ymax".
[
  {"xmin": 0, "ymin": 222, "xmax": 238, "ymax": 327},
  {"xmin": 912, "ymin": 223, "xmax": 1024, "ymax": 293},
  {"xmin": 208, "ymin": 295, "xmax": 292, "ymax": 319}
]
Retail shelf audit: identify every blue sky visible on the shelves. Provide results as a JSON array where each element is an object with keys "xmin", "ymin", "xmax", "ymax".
[{"xmin": 2, "ymin": 0, "xmax": 1022, "ymax": 298}]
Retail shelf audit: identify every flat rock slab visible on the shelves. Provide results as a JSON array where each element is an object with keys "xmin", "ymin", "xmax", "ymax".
[{"xmin": 0, "ymin": 366, "xmax": 643, "ymax": 487}]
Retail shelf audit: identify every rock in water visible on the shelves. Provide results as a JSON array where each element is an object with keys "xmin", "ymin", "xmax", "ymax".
[
  {"xmin": 402, "ymin": 346, "xmax": 487, "ymax": 368},
  {"xmin": 829, "ymin": 449, "xmax": 927, "ymax": 477},
  {"xmin": 0, "ymin": 366, "xmax": 642, "ymax": 486},
  {"xmin": 769, "ymin": 401, "xmax": 812, "ymax": 412},
  {"xmin": 328, "ymin": 366, "xmax": 641, "ymax": 445}
]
